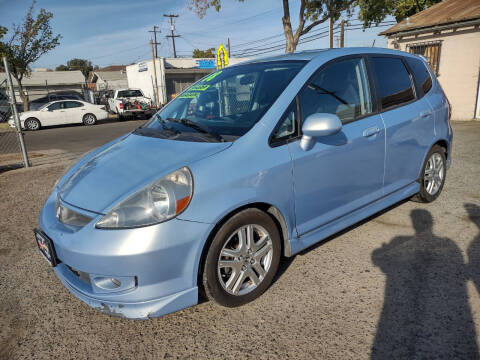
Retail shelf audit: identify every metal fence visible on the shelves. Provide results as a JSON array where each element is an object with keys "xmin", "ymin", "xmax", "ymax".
[{"xmin": 0, "ymin": 57, "xmax": 29, "ymax": 171}]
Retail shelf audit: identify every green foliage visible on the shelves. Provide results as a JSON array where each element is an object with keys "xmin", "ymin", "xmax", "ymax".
[
  {"xmin": 0, "ymin": 26, "xmax": 7, "ymax": 40},
  {"xmin": 0, "ymin": 1, "xmax": 61, "ymax": 109},
  {"xmin": 192, "ymin": 48, "xmax": 215, "ymax": 58},
  {"xmin": 55, "ymin": 58, "xmax": 93, "ymax": 78},
  {"xmin": 55, "ymin": 64, "xmax": 69, "ymax": 71},
  {"xmin": 0, "ymin": 1, "xmax": 61, "ymax": 80},
  {"xmin": 356, "ymin": 0, "xmax": 442, "ymax": 27}
]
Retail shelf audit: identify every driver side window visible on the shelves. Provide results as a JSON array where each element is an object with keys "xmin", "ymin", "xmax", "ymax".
[
  {"xmin": 47, "ymin": 102, "xmax": 63, "ymax": 111},
  {"xmin": 299, "ymin": 58, "xmax": 372, "ymax": 125}
]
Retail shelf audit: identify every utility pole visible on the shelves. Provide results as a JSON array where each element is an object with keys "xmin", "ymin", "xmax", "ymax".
[
  {"xmin": 329, "ymin": 17, "xmax": 334, "ymax": 48},
  {"xmin": 150, "ymin": 39, "xmax": 160, "ymax": 108},
  {"xmin": 227, "ymin": 38, "xmax": 231, "ymax": 57},
  {"xmin": 340, "ymin": 19, "xmax": 345, "ymax": 48},
  {"xmin": 164, "ymin": 14, "xmax": 180, "ymax": 58},
  {"xmin": 148, "ymin": 26, "xmax": 161, "ymax": 58}
]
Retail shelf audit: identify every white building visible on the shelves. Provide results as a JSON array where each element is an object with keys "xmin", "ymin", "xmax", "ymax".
[
  {"xmin": 126, "ymin": 57, "xmax": 248, "ymax": 106},
  {"xmin": 90, "ymin": 70, "xmax": 128, "ymax": 91}
]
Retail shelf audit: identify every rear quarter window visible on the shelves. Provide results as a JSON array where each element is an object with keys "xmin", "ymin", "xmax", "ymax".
[
  {"xmin": 405, "ymin": 57, "xmax": 433, "ymax": 96},
  {"xmin": 371, "ymin": 57, "xmax": 415, "ymax": 110}
]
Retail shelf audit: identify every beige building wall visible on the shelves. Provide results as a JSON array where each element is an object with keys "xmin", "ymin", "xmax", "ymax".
[{"xmin": 387, "ymin": 26, "xmax": 480, "ymax": 120}]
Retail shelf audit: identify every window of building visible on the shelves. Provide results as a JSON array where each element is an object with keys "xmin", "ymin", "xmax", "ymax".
[
  {"xmin": 371, "ymin": 57, "xmax": 415, "ymax": 110},
  {"xmin": 406, "ymin": 41, "xmax": 441, "ymax": 76},
  {"xmin": 299, "ymin": 58, "xmax": 373, "ymax": 125},
  {"xmin": 406, "ymin": 57, "xmax": 433, "ymax": 96}
]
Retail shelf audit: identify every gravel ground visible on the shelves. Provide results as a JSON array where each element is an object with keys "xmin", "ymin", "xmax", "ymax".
[{"xmin": 0, "ymin": 122, "xmax": 479, "ymax": 359}]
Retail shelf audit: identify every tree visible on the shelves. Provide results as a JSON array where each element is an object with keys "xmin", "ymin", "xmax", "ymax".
[
  {"xmin": 190, "ymin": 0, "xmax": 354, "ymax": 53},
  {"xmin": 356, "ymin": 0, "xmax": 442, "ymax": 27},
  {"xmin": 66, "ymin": 58, "xmax": 93, "ymax": 78},
  {"xmin": 0, "ymin": 1, "xmax": 61, "ymax": 111},
  {"xmin": 55, "ymin": 64, "xmax": 69, "ymax": 71},
  {"xmin": 192, "ymin": 47, "xmax": 215, "ymax": 58}
]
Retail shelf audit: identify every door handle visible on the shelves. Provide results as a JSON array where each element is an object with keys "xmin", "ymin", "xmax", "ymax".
[
  {"xmin": 363, "ymin": 126, "xmax": 380, "ymax": 137},
  {"xmin": 420, "ymin": 111, "xmax": 432, "ymax": 118}
]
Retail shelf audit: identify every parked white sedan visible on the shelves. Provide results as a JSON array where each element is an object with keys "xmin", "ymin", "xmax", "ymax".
[{"xmin": 8, "ymin": 100, "xmax": 108, "ymax": 130}]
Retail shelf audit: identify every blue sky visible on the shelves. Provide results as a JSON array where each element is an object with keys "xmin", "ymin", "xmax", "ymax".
[{"xmin": 0, "ymin": 0, "xmax": 393, "ymax": 69}]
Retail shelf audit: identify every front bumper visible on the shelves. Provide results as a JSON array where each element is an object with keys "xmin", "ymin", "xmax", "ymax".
[{"xmin": 39, "ymin": 189, "xmax": 212, "ymax": 319}]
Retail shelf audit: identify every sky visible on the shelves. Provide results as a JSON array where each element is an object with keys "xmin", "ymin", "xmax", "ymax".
[{"xmin": 0, "ymin": 0, "xmax": 394, "ymax": 69}]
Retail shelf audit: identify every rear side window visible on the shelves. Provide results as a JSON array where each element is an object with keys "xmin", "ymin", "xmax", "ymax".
[
  {"xmin": 406, "ymin": 57, "xmax": 433, "ymax": 95},
  {"xmin": 64, "ymin": 101, "xmax": 83, "ymax": 108},
  {"xmin": 371, "ymin": 57, "xmax": 415, "ymax": 110}
]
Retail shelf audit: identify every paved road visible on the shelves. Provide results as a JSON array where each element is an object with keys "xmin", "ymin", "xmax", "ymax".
[
  {"xmin": 24, "ymin": 119, "xmax": 146, "ymax": 153},
  {"xmin": 1, "ymin": 122, "xmax": 479, "ymax": 359}
]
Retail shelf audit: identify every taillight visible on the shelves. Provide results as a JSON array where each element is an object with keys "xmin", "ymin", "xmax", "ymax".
[
  {"xmin": 119, "ymin": 103, "xmax": 123, "ymax": 109},
  {"xmin": 100, "ymin": 106, "xmax": 105, "ymax": 110},
  {"xmin": 137, "ymin": 104, "xmax": 140, "ymax": 109}
]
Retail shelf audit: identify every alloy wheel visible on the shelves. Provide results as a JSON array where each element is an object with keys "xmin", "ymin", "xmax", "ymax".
[
  {"xmin": 217, "ymin": 224, "xmax": 273, "ymax": 296},
  {"xmin": 84, "ymin": 114, "xmax": 95, "ymax": 125},
  {"xmin": 424, "ymin": 152, "xmax": 444, "ymax": 195}
]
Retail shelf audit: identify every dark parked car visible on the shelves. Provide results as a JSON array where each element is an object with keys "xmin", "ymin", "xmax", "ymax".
[{"xmin": 29, "ymin": 92, "xmax": 85, "ymax": 110}]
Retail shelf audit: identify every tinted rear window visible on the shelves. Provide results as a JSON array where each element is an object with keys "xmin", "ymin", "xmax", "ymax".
[
  {"xmin": 406, "ymin": 57, "xmax": 433, "ymax": 95},
  {"xmin": 371, "ymin": 57, "xmax": 415, "ymax": 110}
]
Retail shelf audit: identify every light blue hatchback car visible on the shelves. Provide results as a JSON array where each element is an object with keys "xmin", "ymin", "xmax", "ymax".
[{"xmin": 36, "ymin": 47, "xmax": 452, "ymax": 319}]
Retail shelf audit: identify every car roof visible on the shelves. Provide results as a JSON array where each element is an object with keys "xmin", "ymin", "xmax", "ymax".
[{"xmin": 236, "ymin": 47, "xmax": 418, "ymax": 65}]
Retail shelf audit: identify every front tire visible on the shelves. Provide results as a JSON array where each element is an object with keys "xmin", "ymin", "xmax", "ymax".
[
  {"xmin": 413, "ymin": 145, "xmax": 446, "ymax": 203},
  {"xmin": 24, "ymin": 117, "xmax": 41, "ymax": 131},
  {"xmin": 202, "ymin": 209, "xmax": 281, "ymax": 307},
  {"xmin": 82, "ymin": 113, "xmax": 97, "ymax": 126}
]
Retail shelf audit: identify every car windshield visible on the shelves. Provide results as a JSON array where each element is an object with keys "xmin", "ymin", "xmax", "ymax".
[
  {"xmin": 118, "ymin": 89, "xmax": 143, "ymax": 97},
  {"xmin": 144, "ymin": 61, "xmax": 306, "ymax": 140}
]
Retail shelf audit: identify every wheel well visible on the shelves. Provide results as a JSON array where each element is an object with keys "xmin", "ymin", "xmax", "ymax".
[
  {"xmin": 25, "ymin": 117, "xmax": 40, "ymax": 123},
  {"xmin": 83, "ymin": 113, "xmax": 96, "ymax": 119},
  {"xmin": 197, "ymin": 202, "xmax": 290, "ymax": 289},
  {"xmin": 434, "ymin": 139, "xmax": 448, "ymax": 159}
]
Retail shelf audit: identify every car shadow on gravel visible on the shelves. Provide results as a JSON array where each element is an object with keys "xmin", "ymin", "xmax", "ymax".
[{"xmin": 370, "ymin": 207, "xmax": 480, "ymax": 359}]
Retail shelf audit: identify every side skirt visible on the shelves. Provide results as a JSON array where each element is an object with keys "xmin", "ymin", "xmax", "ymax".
[{"xmin": 288, "ymin": 182, "xmax": 420, "ymax": 256}]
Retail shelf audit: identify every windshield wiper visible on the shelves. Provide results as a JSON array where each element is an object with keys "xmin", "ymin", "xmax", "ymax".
[{"xmin": 166, "ymin": 118, "xmax": 225, "ymax": 142}]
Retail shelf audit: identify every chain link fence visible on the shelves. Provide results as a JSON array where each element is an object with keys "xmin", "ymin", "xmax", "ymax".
[{"xmin": 0, "ymin": 57, "xmax": 29, "ymax": 172}]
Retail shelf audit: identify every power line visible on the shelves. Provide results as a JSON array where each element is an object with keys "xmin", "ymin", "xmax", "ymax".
[
  {"xmin": 231, "ymin": 21, "xmax": 396, "ymax": 57},
  {"xmin": 148, "ymin": 25, "xmax": 161, "ymax": 58},
  {"xmin": 164, "ymin": 14, "xmax": 180, "ymax": 58}
]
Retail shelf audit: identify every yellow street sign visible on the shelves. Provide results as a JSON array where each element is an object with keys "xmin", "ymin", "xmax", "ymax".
[{"xmin": 217, "ymin": 44, "xmax": 229, "ymax": 69}]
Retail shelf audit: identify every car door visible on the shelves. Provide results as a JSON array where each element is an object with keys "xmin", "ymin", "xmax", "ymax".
[
  {"xmin": 369, "ymin": 56, "xmax": 435, "ymax": 195},
  {"xmin": 286, "ymin": 57, "xmax": 385, "ymax": 236},
  {"xmin": 63, "ymin": 101, "xmax": 85, "ymax": 124},
  {"xmin": 42, "ymin": 101, "xmax": 66, "ymax": 126}
]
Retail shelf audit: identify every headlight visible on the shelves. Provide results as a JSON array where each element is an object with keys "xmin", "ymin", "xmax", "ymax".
[{"xmin": 96, "ymin": 167, "xmax": 193, "ymax": 229}]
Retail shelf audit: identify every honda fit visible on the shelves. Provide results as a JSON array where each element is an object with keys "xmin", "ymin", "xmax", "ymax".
[{"xmin": 36, "ymin": 48, "xmax": 452, "ymax": 319}]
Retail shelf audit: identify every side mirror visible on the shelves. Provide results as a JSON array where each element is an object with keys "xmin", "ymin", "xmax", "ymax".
[{"xmin": 300, "ymin": 113, "xmax": 342, "ymax": 151}]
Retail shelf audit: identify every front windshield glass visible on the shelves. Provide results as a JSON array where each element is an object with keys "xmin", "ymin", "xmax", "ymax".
[
  {"xmin": 118, "ymin": 89, "xmax": 143, "ymax": 97},
  {"xmin": 145, "ymin": 61, "xmax": 306, "ymax": 140}
]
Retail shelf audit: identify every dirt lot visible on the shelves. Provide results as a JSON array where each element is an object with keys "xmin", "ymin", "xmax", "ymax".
[{"xmin": 1, "ymin": 122, "xmax": 479, "ymax": 359}]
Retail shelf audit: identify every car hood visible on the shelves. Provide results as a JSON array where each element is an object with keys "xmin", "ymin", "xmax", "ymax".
[
  {"xmin": 19, "ymin": 110, "xmax": 39, "ymax": 119},
  {"xmin": 59, "ymin": 133, "xmax": 232, "ymax": 213}
]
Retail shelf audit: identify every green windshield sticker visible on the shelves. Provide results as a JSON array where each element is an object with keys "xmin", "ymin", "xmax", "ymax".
[
  {"xmin": 178, "ymin": 93, "xmax": 200, "ymax": 99},
  {"xmin": 203, "ymin": 71, "xmax": 222, "ymax": 82},
  {"xmin": 189, "ymin": 84, "xmax": 210, "ymax": 91}
]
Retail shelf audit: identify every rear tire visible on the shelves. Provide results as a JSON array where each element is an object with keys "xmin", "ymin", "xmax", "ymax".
[
  {"xmin": 413, "ymin": 145, "xmax": 446, "ymax": 203},
  {"xmin": 24, "ymin": 117, "xmax": 41, "ymax": 131},
  {"xmin": 202, "ymin": 209, "xmax": 281, "ymax": 307}
]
